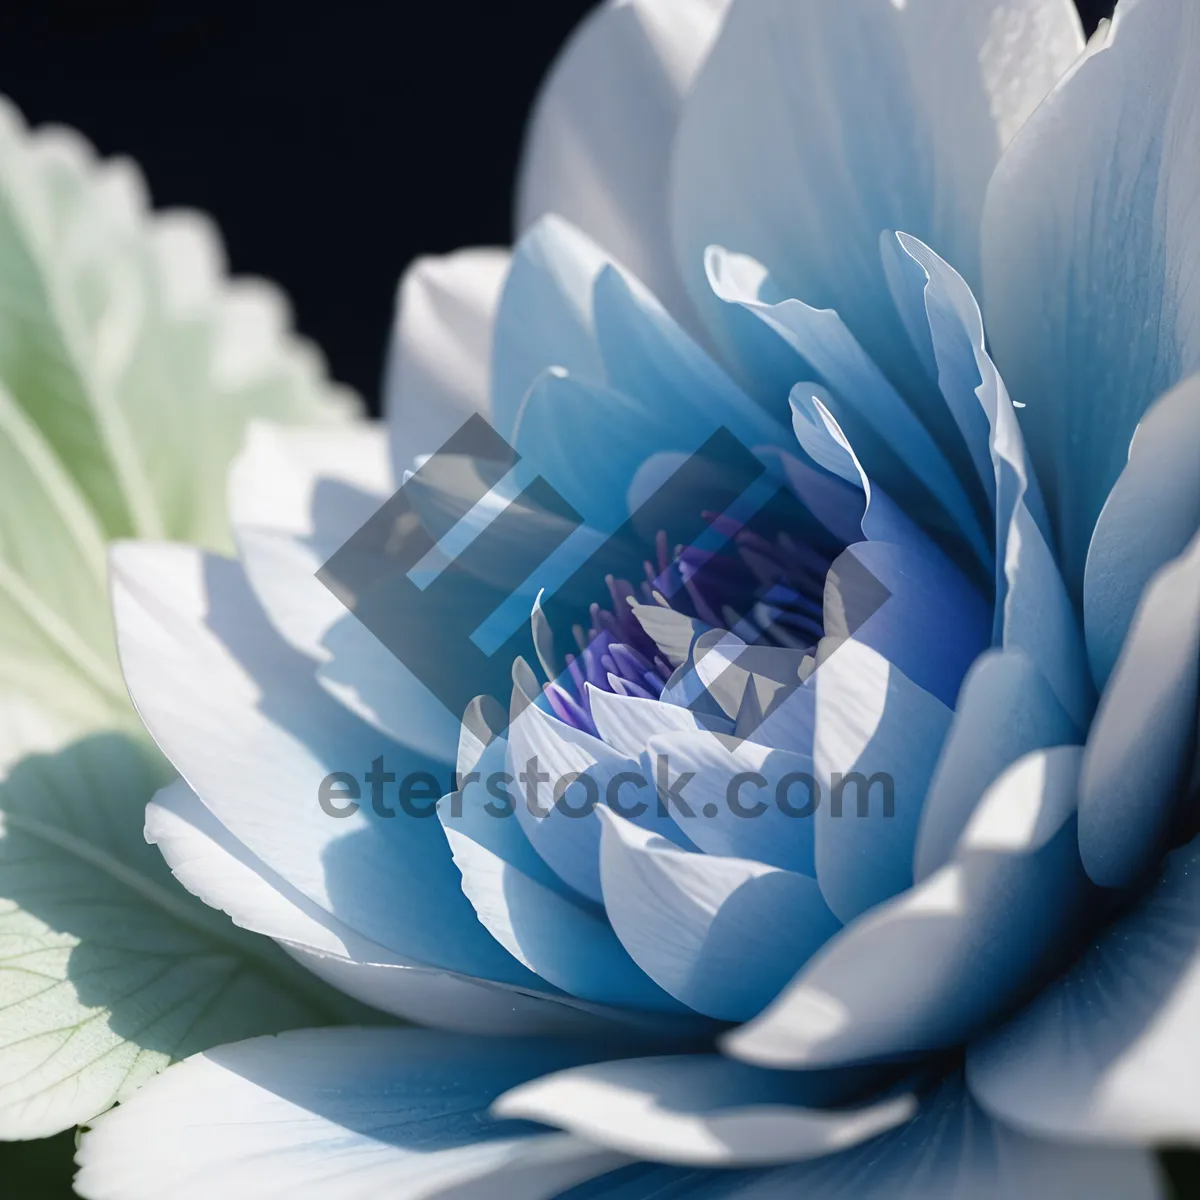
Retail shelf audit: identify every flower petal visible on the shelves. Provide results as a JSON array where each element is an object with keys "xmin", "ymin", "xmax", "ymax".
[
  {"xmin": 517, "ymin": 0, "xmax": 727, "ymax": 327},
  {"xmin": 384, "ymin": 247, "xmax": 510, "ymax": 473},
  {"xmin": 145, "ymin": 778, "xmax": 623, "ymax": 1036},
  {"xmin": 1078, "ymin": 527, "xmax": 1200, "ymax": 889},
  {"xmin": 894, "ymin": 234, "xmax": 1093, "ymax": 729},
  {"xmin": 812, "ymin": 639, "xmax": 953, "ymax": 923},
  {"xmin": 439, "ymin": 759, "xmax": 686, "ymax": 1014},
  {"xmin": 316, "ymin": 616, "xmax": 462, "ymax": 768},
  {"xmin": 507, "ymin": 698, "xmax": 687, "ymax": 904},
  {"xmin": 74, "ymin": 1029, "xmax": 628, "ymax": 1200},
  {"xmin": 1084, "ymin": 373, "xmax": 1200, "ymax": 689},
  {"xmin": 228, "ymin": 420, "xmax": 392, "ymax": 662},
  {"xmin": 828, "ymin": 539, "xmax": 989, "ymax": 710},
  {"xmin": 982, "ymin": 0, "xmax": 1200, "ymax": 593},
  {"xmin": 494, "ymin": 1055, "xmax": 915, "ymax": 1167},
  {"xmin": 491, "ymin": 216, "xmax": 610, "ymax": 439},
  {"xmin": 110, "ymin": 541, "xmax": 535, "ymax": 988},
  {"xmin": 707, "ymin": 249, "xmax": 990, "ymax": 566},
  {"xmin": 598, "ymin": 809, "xmax": 839, "ymax": 1022},
  {"xmin": 719, "ymin": 1072, "xmax": 1162, "ymax": 1199},
  {"xmin": 587, "ymin": 685, "xmax": 718, "ymax": 761},
  {"xmin": 728, "ymin": 746, "xmax": 1092, "ymax": 1068},
  {"xmin": 641, "ymin": 728, "xmax": 817, "ymax": 874},
  {"xmin": 914, "ymin": 649, "xmax": 1080, "ymax": 881},
  {"xmin": 969, "ymin": 829, "xmax": 1200, "ymax": 1147},
  {"xmin": 671, "ymin": 0, "xmax": 1083, "ymax": 396}
]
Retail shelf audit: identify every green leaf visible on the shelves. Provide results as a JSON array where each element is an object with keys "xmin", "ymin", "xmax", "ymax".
[
  {"xmin": 0, "ymin": 94, "xmax": 372, "ymax": 1141},
  {"xmin": 0, "ymin": 98, "xmax": 359, "ymax": 550},
  {"xmin": 0, "ymin": 734, "xmax": 363, "ymax": 1139}
]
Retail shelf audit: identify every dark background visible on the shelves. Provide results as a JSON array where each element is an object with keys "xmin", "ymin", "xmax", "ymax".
[
  {"xmin": 0, "ymin": 0, "xmax": 1121, "ymax": 1195},
  {"xmin": 0, "ymin": 0, "xmax": 1115, "ymax": 418}
]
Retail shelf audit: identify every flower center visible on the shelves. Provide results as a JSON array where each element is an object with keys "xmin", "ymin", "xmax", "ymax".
[{"xmin": 540, "ymin": 513, "xmax": 838, "ymax": 737}]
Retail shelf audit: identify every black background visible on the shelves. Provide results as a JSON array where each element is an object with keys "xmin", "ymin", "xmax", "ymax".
[
  {"xmin": 0, "ymin": 0, "xmax": 1116, "ymax": 417},
  {"xmin": 0, "ymin": 1, "xmax": 1124, "ymax": 1195}
]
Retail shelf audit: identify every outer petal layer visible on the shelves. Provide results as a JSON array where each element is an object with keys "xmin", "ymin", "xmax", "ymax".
[
  {"xmin": 982, "ymin": 0, "xmax": 1200, "ymax": 592},
  {"xmin": 970, "ymin": 830, "xmax": 1200, "ymax": 1147},
  {"xmin": 74, "ymin": 1029, "xmax": 628, "ymax": 1200},
  {"xmin": 517, "ymin": 0, "xmax": 727, "ymax": 326},
  {"xmin": 672, "ymin": 0, "xmax": 1082, "ymax": 397}
]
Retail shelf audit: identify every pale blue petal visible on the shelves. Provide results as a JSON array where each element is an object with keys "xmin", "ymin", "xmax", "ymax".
[
  {"xmin": 728, "ymin": 747, "xmax": 1092, "ymax": 1068},
  {"xmin": 227, "ymin": 421, "xmax": 393, "ymax": 662},
  {"xmin": 592, "ymin": 263, "xmax": 789, "ymax": 451},
  {"xmin": 969, "ymin": 829, "xmax": 1200, "ymax": 1147},
  {"xmin": 516, "ymin": 0, "xmax": 727, "ymax": 329},
  {"xmin": 598, "ymin": 809, "xmax": 840, "ymax": 1022},
  {"xmin": 316, "ymin": 619, "xmax": 461, "ymax": 769},
  {"xmin": 587, "ymin": 685, "xmax": 720, "ymax": 760},
  {"xmin": 671, "ymin": 0, "xmax": 1082, "ymax": 399},
  {"xmin": 768, "ymin": 446, "xmax": 865, "ymax": 549},
  {"xmin": 982, "ymin": 0, "xmax": 1200, "ymax": 594},
  {"xmin": 914, "ymin": 649, "xmax": 1081, "ymax": 882},
  {"xmin": 678, "ymin": 630, "xmax": 814, "ymax": 752},
  {"xmin": 110, "ymin": 542, "xmax": 537, "ymax": 989},
  {"xmin": 1084, "ymin": 373, "xmax": 1200, "ymax": 688},
  {"xmin": 720, "ymin": 1072, "xmax": 1162, "ymax": 1199},
  {"xmin": 513, "ymin": 371, "xmax": 682, "ymax": 533},
  {"xmin": 1078, "ymin": 528, "xmax": 1200, "ymax": 889},
  {"xmin": 511, "ymin": 269, "xmax": 790, "ymax": 534},
  {"xmin": 883, "ymin": 233, "xmax": 991, "ymax": 505},
  {"xmin": 895, "ymin": 235, "xmax": 1093, "ymax": 729},
  {"xmin": 641, "ymin": 729, "xmax": 817, "ymax": 875},
  {"xmin": 74, "ymin": 1029, "xmax": 630, "ymax": 1200},
  {"xmin": 788, "ymin": 389, "xmax": 949, "ymax": 555},
  {"xmin": 495, "ymin": 1054, "xmax": 915, "ymax": 1167},
  {"xmin": 505, "ymin": 698, "xmax": 688, "ymax": 904},
  {"xmin": 491, "ymin": 215, "xmax": 610, "ymax": 439},
  {"xmin": 812, "ymin": 640, "xmax": 953, "ymax": 923},
  {"xmin": 708, "ymin": 248, "xmax": 989, "ymax": 566},
  {"xmin": 384, "ymin": 248, "xmax": 511, "ymax": 474},
  {"xmin": 148, "ymin": 779, "xmax": 516, "ymax": 1031},
  {"xmin": 148, "ymin": 780, "xmax": 649, "ymax": 1037},
  {"xmin": 448, "ymin": 718, "xmax": 567, "ymax": 892},
  {"xmin": 438, "ymin": 739, "xmax": 687, "ymax": 1014},
  {"xmin": 829, "ymin": 540, "xmax": 990, "ymax": 710},
  {"xmin": 556, "ymin": 1085, "xmax": 1161, "ymax": 1199}
]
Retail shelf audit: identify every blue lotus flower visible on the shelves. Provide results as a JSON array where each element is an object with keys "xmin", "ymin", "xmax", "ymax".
[{"xmin": 77, "ymin": 0, "xmax": 1200, "ymax": 1196}]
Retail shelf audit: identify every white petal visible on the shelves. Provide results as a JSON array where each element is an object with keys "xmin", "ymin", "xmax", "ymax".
[
  {"xmin": 641, "ymin": 728, "xmax": 817, "ymax": 874},
  {"xmin": 74, "ymin": 1028, "xmax": 628, "ymax": 1200},
  {"xmin": 1084, "ymin": 373, "xmax": 1200, "ymax": 688},
  {"xmin": 110, "ymin": 541, "xmax": 535, "ymax": 987},
  {"xmin": 226, "ymin": 419, "xmax": 391, "ymax": 662},
  {"xmin": 982, "ymin": 0, "xmax": 1200, "ymax": 592},
  {"xmin": 671, "ymin": 0, "xmax": 1082, "ymax": 395},
  {"xmin": 440, "ymin": 781, "xmax": 685, "ymax": 1014},
  {"xmin": 587, "ymin": 685, "xmax": 716, "ymax": 760},
  {"xmin": 384, "ymin": 247, "xmax": 510, "ymax": 474},
  {"xmin": 894, "ymin": 234, "xmax": 1093, "ymax": 730},
  {"xmin": 722, "ymin": 1072, "xmax": 1163, "ymax": 1199},
  {"xmin": 727, "ymin": 747, "xmax": 1091, "ymax": 1068},
  {"xmin": 812, "ymin": 639, "xmax": 953, "ymax": 923},
  {"xmin": 914, "ymin": 649, "xmax": 1080, "ymax": 881},
  {"xmin": 598, "ymin": 809, "xmax": 839, "ymax": 1021},
  {"xmin": 970, "ymin": 830, "xmax": 1200, "ymax": 1147},
  {"xmin": 495, "ymin": 1054, "xmax": 915, "ymax": 1167},
  {"xmin": 1078, "ymin": 527, "xmax": 1200, "ymax": 889},
  {"xmin": 517, "ymin": 0, "xmax": 728, "ymax": 328},
  {"xmin": 228, "ymin": 420, "xmax": 391, "ymax": 540}
]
